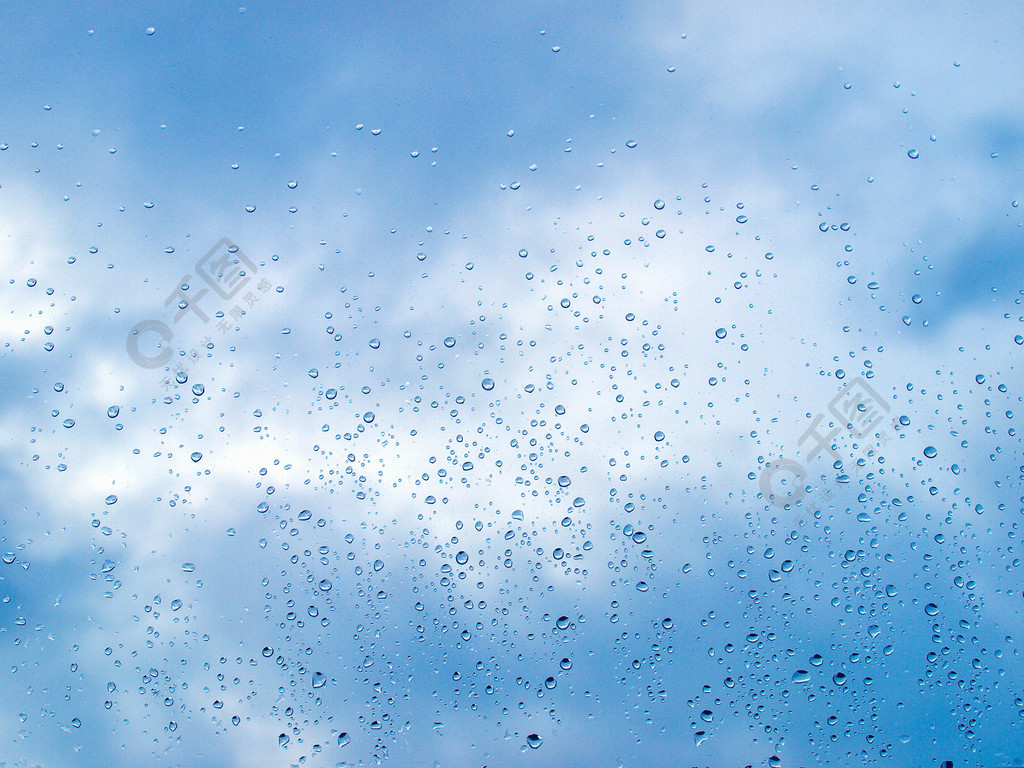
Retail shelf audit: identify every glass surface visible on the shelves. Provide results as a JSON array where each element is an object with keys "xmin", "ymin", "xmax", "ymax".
[{"xmin": 2, "ymin": 3, "xmax": 1022, "ymax": 767}]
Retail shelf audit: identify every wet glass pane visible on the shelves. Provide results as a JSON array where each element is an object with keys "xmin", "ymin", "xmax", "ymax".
[{"xmin": 2, "ymin": 3, "xmax": 1023, "ymax": 767}]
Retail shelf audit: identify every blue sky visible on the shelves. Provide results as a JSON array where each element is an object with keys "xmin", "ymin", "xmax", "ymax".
[{"xmin": 2, "ymin": 2, "xmax": 1023, "ymax": 767}]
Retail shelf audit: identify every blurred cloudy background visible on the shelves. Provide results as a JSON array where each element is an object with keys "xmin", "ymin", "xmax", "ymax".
[{"xmin": 2, "ymin": 1, "xmax": 1023, "ymax": 766}]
